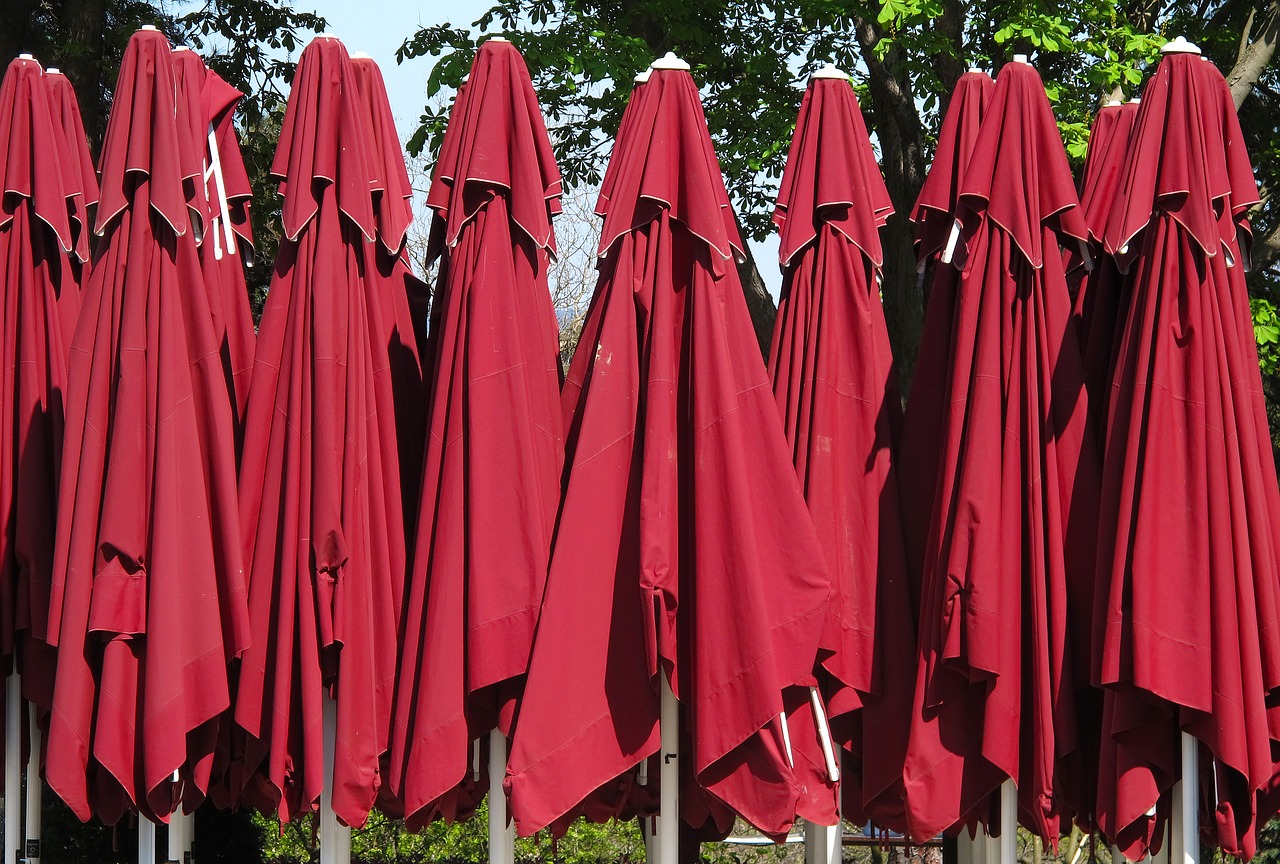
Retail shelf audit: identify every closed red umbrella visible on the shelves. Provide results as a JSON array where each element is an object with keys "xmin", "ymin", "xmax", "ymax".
[
  {"xmin": 233, "ymin": 33, "xmax": 406, "ymax": 829},
  {"xmin": 42, "ymin": 67, "xmax": 97, "ymax": 349},
  {"xmin": 505, "ymin": 56, "xmax": 830, "ymax": 841},
  {"xmin": 899, "ymin": 70, "xmax": 993, "ymax": 602},
  {"xmin": 170, "ymin": 48, "xmax": 256, "ymax": 431},
  {"xmin": 1094, "ymin": 44, "xmax": 1280, "ymax": 860},
  {"xmin": 45, "ymin": 26, "xmax": 249, "ymax": 824},
  {"xmin": 0, "ymin": 54, "xmax": 74, "ymax": 743},
  {"xmin": 899, "ymin": 57, "xmax": 1097, "ymax": 845},
  {"xmin": 349, "ymin": 53, "xmax": 428, "ymax": 531},
  {"xmin": 766, "ymin": 66, "xmax": 915, "ymax": 832},
  {"xmin": 387, "ymin": 37, "xmax": 563, "ymax": 830}
]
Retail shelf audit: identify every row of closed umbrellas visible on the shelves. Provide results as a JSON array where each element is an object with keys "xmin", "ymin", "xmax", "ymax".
[{"xmin": 0, "ymin": 19, "xmax": 1277, "ymax": 864}]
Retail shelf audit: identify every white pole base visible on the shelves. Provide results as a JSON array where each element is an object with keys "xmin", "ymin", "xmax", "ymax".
[
  {"xmin": 1169, "ymin": 733, "xmax": 1198, "ymax": 864},
  {"xmin": 5, "ymin": 674, "xmax": 21, "ymax": 864},
  {"xmin": 138, "ymin": 819, "xmax": 157, "ymax": 864},
  {"xmin": 650, "ymin": 671, "xmax": 679, "ymax": 864},
  {"xmin": 999, "ymin": 779, "xmax": 1017, "ymax": 864},
  {"xmin": 803, "ymin": 819, "xmax": 841, "ymax": 864},
  {"xmin": 320, "ymin": 697, "xmax": 352, "ymax": 864},
  {"xmin": 25, "ymin": 701, "xmax": 40, "ymax": 864},
  {"xmin": 488, "ymin": 730, "xmax": 514, "ymax": 864}
]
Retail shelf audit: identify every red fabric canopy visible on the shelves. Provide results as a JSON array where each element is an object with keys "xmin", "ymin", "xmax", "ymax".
[
  {"xmin": 233, "ymin": 34, "xmax": 406, "ymax": 828},
  {"xmin": 1093, "ymin": 52, "xmax": 1280, "ymax": 860},
  {"xmin": 899, "ymin": 60, "xmax": 1097, "ymax": 844},
  {"xmin": 388, "ymin": 37, "xmax": 564, "ymax": 829},
  {"xmin": 900, "ymin": 71, "xmax": 993, "ymax": 606},
  {"xmin": 767, "ymin": 74, "xmax": 915, "ymax": 832},
  {"xmin": 0, "ymin": 56, "xmax": 76, "ymax": 726},
  {"xmin": 506, "ymin": 64, "xmax": 830, "ymax": 841},
  {"xmin": 45, "ymin": 28, "xmax": 249, "ymax": 824}
]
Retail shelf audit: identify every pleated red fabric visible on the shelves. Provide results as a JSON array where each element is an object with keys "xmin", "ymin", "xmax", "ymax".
[
  {"xmin": 349, "ymin": 55, "xmax": 428, "ymax": 533},
  {"xmin": 45, "ymin": 27, "xmax": 249, "ymax": 824},
  {"xmin": 506, "ymin": 64, "xmax": 830, "ymax": 841},
  {"xmin": 0, "ymin": 57, "xmax": 75, "ymax": 724},
  {"xmin": 899, "ymin": 60, "xmax": 1098, "ymax": 844},
  {"xmin": 387, "ymin": 38, "xmax": 564, "ymax": 829},
  {"xmin": 1093, "ymin": 51, "xmax": 1280, "ymax": 860},
  {"xmin": 233, "ymin": 34, "xmax": 406, "ymax": 828},
  {"xmin": 767, "ymin": 74, "xmax": 915, "ymax": 832},
  {"xmin": 900, "ymin": 71, "xmax": 993, "ymax": 605}
]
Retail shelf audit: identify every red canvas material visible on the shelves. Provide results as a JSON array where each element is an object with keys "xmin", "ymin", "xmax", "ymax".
[
  {"xmin": 900, "ymin": 71, "xmax": 994, "ymax": 608},
  {"xmin": 506, "ymin": 65, "xmax": 830, "ymax": 841},
  {"xmin": 899, "ymin": 60, "xmax": 1098, "ymax": 844},
  {"xmin": 232, "ymin": 34, "xmax": 407, "ymax": 829},
  {"xmin": 0, "ymin": 56, "xmax": 76, "ymax": 727},
  {"xmin": 1093, "ymin": 52, "xmax": 1280, "ymax": 860},
  {"xmin": 767, "ymin": 75, "xmax": 915, "ymax": 832},
  {"xmin": 387, "ymin": 38, "xmax": 564, "ymax": 829},
  {"xmin": 42, "ymin": 69, "xmax": 96, "ymax": 347},
  {"xmin": 349, "ymin": 55, "xmax": 427, "ymax": 534},
  {"xmin": 45, "ymin": 28, "xmax": 249, "ymax": 824}
]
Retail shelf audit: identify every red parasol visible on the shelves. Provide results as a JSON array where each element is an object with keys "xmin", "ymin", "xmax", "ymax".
[
  {"xmin": 349, "ymin": 54, "xmax": 428, "ymax": 532},
  {"xmin": 387, "ymin": 37, "xmax": 563, "ymax": 829},
  {"xmin": 41, "ymin": 67, "xmax": 97, "ymax": 349},
  {"xmin": 0, "ymin": 54, "xmax": 74, "ymax": 733},
  {"xmin": 505, "ymin": 58, "xmax": 830, "ymax": 841},
  {"xmin": 767, "ymin": 66, "xmax": 915, "ymax": 832},
  {"xmin": 45, "ymin": 26, "xmax": 249, "ymax": 824},
  {"xmin": 233, "ymin": 33, "xmax": 406, "ymax": 829},
  {"xmin": 170, "ymin": 48, "xmax": 256, "ymax": 431},
  {"xmin": 1094, "ymin": 46, "xmax": 1280, "ymax": 860},
  {"xmin": 899, "ymin": 58, "xmax": 1097, "ymax": 845},
  {"xmin": 899, "ymin": 70, "xmax": 993, "ymax": 604}
]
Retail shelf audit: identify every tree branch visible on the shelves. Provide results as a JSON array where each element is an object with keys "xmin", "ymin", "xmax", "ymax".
[{"xmin": 1228, "ymin": 0, "xmax": 1280, "ymax": 107}]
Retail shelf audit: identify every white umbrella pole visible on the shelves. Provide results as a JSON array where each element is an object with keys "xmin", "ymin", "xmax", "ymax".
[
  {"xmin": 167, "ymin": 809, "xmax": 191, "ymax": 863},
  {"xmin": 320, "ymin": 696, "xmax": 352, "ymax": 864},
  {"xmin": 138, "ymin": 819, "xmax": 157, "ymax": 864},
  {"xmin": 958, "ymin": 830, "xmax": 975, "ymax": 864},
  {"xmin": 488, "ymin": 729, "xmax": 514, "ymax": 864},
  {"xmin": 1169, "ymin": 733, "xmax": 1198, "ymax": 864},
  {"xmin": 803, "ymin": 686, "xmax": 841, "ymax": 864},
  {"xmin": 25, "ymin": 701, "xmax": 40, "ymax": 863},
  {"xmin": 651, "ymin": 670, "xmax": 679, "ymax": 864},
  {"xmin": 5, "ymin": 673, "xmax": 21, "ymax": 864},
  {"xmin": 999, "ymin": 778, "xmax": 1017, "ymax": 864}
]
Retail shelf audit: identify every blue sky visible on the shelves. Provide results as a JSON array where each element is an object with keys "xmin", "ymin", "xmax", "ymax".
[{"xmin": 304, "ymin": 0, "xmax": 783, "ymax": 296}]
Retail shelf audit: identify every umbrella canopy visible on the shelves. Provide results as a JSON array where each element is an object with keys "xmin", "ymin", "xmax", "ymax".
[
  {"xmin": 349, "ymin": 54, "xmax": 428, "ymax": 532},
  {"xmin": 387, "ymin": 37, "xmax": 564, "ymax": 829},
  {"xmin": 45, "ymin": 27, "xmax": 249, "ymax": 824},
  {"xmin": 899, "ymin": 70, "xmax": 993, "ymax": 603},
  {"xmin": 0, "ymin": 55, "xmax": 75, "ymax": 721},
  {"xmin": 505, "ymin": 61, "xmax": 830, "ymax": 841},
  {"xmin": 766, "ymin": 70, "xmax": 915, "ymax": 832},
  {"xmin": 1070, "ymin": 99, "xmax": 1140, "ymax": 445},
  {"xmin": 233, "ymin": 33, "xmax": 406, "ymax": 828},
  {"xmin": 42, "ymin": 67, "xmax": 97, "ymax": 347},
  {"xmin": 899, "ymin": 59, "xmax": 1097, "ymax": 844},
  {"xmin": 1094, "ymin": 49, "xmax": 1280, "ymax": 860},
  {"xmin": 170, "ymin": 48, "xmax": 256, "ymax": 431}
]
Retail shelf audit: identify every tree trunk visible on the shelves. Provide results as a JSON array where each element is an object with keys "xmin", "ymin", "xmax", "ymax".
[
  {"xmin": 0, "ymin": 0, "xmax": 43, "ymax": 67},
  {"xmin": 854, "ymin": 17, "xmax": 930, "ymax": 396},
  {"xmin": 734, "ymin": 217, "xmax": 779, "ymax": 360},
  {"xmin": 58, "ymin": 0, "xmax": 110, "ymax": 148},
  {"xmin": 1229, "ymin": 0, "xmax": 1280, "ymax": 108}
]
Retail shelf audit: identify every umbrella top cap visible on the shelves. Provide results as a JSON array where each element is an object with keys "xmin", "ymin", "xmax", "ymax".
[
  {"xmin": 1013, "ymin": 53, "xmax": 1029, "ymax": 64},
  {"xmin": 350, "ymin": 51, "xmax": 372, "ymax": 59},
  {"xmin": 1106, "ymin": 99, "xmax": 1123, "ymax": 106},
  {"xmin": 17, "ymin": 53, "xmax": 34, "ymax": 61},
  {"xmin": 46, "ymin": 67, "xmax": 59, "ymax": 73},
  {"xmin": 488, "ymin": 35, "xmax": 509, "ymax": 42},
  {"xmin": 634, "ymin": 69, "xmax": 652, "ymax": 83},
  {"xmin": 651, "ymin": 51, "xmax": 690, "ymax": 70},
  {"xmin": 1162, "ymin": 36, "xmax": 1201, "ymax": 54},
  {"xmin": 811, "ymin": 63, "xmax": 849, "ymax": 80},
  {"xmin": 140, "ymin": 24, "xmax": 157, "ymax": 30}
]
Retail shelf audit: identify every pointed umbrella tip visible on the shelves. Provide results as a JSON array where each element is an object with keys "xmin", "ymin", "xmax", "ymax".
[
  {"xmin": 651, "ymin": 51, "xmax": 690, "ymax": 71},
  {"xmin": 1161, "ymin": 36, "xmax": 1202, "ymax": 54},
  {"xmin": 810, "ymin": 63, "xmax": 849, "ymax": 80}
]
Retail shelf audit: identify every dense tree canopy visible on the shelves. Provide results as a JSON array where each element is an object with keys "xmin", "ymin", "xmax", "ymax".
[{"xmin": 399, "ymin": 0, "xmax": 1280, "ymax": 392}]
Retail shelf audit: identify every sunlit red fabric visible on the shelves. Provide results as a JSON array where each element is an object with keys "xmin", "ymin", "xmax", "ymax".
[
  {"xmin": 0, "ymin": 56, "xmax": 75, "ymax": 730},
  {"xmin": 767, "ymin": 74, "xmax": 914, "ymax": 831},
  {"xmin": 233, "ymin": 34, "xmax": 406, "ymax": 829},
  {"xmin": 387, "ymin": 38, "xmax": 564, "ymax": 829},
  {"xmin": 1093, "ymin": 52, "xmax": 1280, "ymax": 860},
  {"xmin": 506, "ymin": 64, "xmax": 830, "ymax": 841},
  {"xmin": 45, "ymin": 28, "xmax": 249, "ymax": 824},
  {"xmin": 899, "ymin": 60, "xmax": 1097, "ymax": 844}
]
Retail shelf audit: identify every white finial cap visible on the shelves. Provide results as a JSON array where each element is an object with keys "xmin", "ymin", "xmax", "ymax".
[
  {"xmin": 18, "ymin": 53, "xmax": 34, "ymax": 60},
  {"xmin": 1161, "ymin": 36, "xmax": 1201, "ymax": 54},
  {"xmin": 968, "ymin": 66, "xmax": 983, "ymax": 74},
  {"xmin": 488, "ymin": 35, "xmax": 509, "ymax": 42},
  {"xmin": 1129, "ymin": 96, "xmax": 1141, "ymax": 103},
  {"xmin": 46, "ymin": 67, "xmax": 60, "ymax": 74},
  {"xmin": 140, "ymin": 24, "xmax": 158, "ymax": 31},
  {"xmin": 350, "ymin": 51, "xmax": 372, "ymax": 59},
  {"xmin": 650, "ymin": 51, "xmax": 690, "ymax": 70},
  {"xmin": 173, "ymin": 45, "xmax": 190, "ymax": 52},
  {"xmin": 460, "ymin": 73, "xmax": 470, "ymax": 84},
  {"xmin": 811, "ymin": 63, "xmax": 849, "ymax": 80},
  {"xmin": 1013, "ymin": 53, "xmax": 1029, "ymax": 64},
  {"xmin": 634, "ymin": 68, "xmax": 652, "ymax": 83},
  {"xmin": 316, "ymin": 32, "xmax": 338, "ymax": 39},
  {"xmin": 1105, "ymin": 99, "xmax": 1123, "ymax": 106}
]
